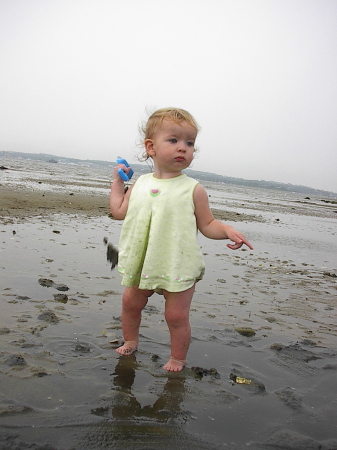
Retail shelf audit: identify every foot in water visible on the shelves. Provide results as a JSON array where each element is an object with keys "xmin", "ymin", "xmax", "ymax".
[
  {"xmin": 116, "ymin": 341, "xmax": 138, "ymax": 355},
  {"xmin": 163, "ymin": 356, "xmax": 186, "ymax": 372}
]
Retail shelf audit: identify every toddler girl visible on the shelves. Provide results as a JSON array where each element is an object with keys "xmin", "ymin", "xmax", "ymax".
[{"xmin": 110, "ymin": 107, "xmax": 253, "ymax": 372}]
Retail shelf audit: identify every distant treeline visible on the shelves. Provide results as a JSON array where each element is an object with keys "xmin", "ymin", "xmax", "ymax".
[{"xmin": 1, "ymin": 150, "xmax": 336, "ymax": 198}]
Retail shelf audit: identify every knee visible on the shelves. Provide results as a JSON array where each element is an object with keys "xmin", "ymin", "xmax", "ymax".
[
  {"xmin": 165, "ymin": 308, "xmax": 189, "ymax": 328},
  {"xmin": 122, "ymin": 293, "xmax": 141, "ymax": 314},
  {"xmin": 122, "ymin": 287, "xmax": 151, "ymax": 314}
]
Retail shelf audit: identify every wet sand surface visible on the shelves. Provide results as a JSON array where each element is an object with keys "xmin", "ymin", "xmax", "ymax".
[{"xmin": 1, "ymin": 158, "xmax": 337, "ymax": 449}]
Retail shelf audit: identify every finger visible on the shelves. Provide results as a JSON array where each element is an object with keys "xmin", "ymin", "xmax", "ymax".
[
  {"xmin": 227, "ymin": 239, "xmax": 253, "ymax": 251},
  {"xmin": 114, "ymin": 164, "xmax": 130, "ymax": 178},
  {"xmin": 236, "ymin": 235, "xmax": 254, "ymax": 250},
  {"xmin": 243, "ymin": 240, "xmax": 254, "ymax": 250},
  {"xmin": 227, "ymin": 242, "xmax": 242, "ymax": 250}
]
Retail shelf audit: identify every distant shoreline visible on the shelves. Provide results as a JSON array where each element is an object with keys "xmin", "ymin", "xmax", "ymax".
[{"xmin": 2, "ymin": 150, "xmax": 336, "ymax": 197}]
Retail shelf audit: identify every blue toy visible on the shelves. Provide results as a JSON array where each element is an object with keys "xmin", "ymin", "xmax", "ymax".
[{"xmin": 116, "ymin": 157, "xmax": 134, "ymax": 181}]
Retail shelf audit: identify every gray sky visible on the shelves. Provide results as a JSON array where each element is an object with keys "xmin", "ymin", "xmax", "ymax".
[{"xmin": 1, "ymin": 0, "xmax": 337, "ymax": 192}]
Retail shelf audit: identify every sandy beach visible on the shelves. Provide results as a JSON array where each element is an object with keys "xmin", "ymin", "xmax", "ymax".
[{"xmin": 1, "ymin": 159, "xmax": 337, "ymax": 449}]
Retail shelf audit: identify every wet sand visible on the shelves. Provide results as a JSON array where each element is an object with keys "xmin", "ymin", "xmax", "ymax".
[{"xmin": 1, "ymin": 163, "xmax": 337, "ymax": 449}]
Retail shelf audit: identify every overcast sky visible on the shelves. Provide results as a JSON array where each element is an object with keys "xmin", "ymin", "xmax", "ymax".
[{"xmin": 1, "ymin": 0, "xmax": 336, "ymax": 192}]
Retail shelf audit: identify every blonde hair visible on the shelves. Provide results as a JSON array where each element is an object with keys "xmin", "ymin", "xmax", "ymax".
[{"xmin": 139, "ymin": 107, "xmax": 200, "ymax": 161}]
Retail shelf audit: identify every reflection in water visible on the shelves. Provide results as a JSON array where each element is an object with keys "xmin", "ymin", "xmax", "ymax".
[
  {"xmin": 82, "ymin": 356, "xmax": 218, "ymax": 449},
  {"xmin": 111, "ymin": 355, "xmax": 186, "ymax": 423},
  {"xmin": 85, "ymin": 354, "xmax": 222, "ymax": 450}
]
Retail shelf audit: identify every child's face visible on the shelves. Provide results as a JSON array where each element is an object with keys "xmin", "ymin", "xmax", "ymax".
[{"xmin": 145, "ymin": 119, "xmax": 197, "ymax": 175}]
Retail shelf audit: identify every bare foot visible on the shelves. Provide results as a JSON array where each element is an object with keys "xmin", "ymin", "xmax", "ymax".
[
  {"xmin": 116, "ymin": 340, "xmax": 138, "ymax": 355},
  {"xmin": 163, "ymin": 356, "xmax": 186, "ymax": 372}
]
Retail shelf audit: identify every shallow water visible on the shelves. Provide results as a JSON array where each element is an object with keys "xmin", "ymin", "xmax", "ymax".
[{"xmin": 1, "ymin": 158, "xmax": 337, "ymax": 449}]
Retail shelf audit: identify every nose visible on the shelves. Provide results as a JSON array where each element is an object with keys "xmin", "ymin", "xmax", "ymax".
[{"xmin": 178, "ymin": 141, "xmax": 187, "ymax": 152}]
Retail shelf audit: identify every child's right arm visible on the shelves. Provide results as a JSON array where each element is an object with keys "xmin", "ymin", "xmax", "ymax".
[{"xmin": 109, "ymin": 165, "xmax": 133, "ymax": 220}]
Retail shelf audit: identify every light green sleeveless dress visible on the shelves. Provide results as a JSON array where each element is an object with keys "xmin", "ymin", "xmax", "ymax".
[{"xmin": 118, "ymin": 173, "xmax": 205, "ymax": 293}]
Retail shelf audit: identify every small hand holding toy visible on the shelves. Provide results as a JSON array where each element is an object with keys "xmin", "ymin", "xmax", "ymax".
[{"xmin": 116, "ymin": 156, "xmax": 134, "ymax": 181}]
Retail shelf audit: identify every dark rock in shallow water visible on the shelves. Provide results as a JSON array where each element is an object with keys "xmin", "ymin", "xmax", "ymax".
[
  {"xmin": 235, "ymin": 327, "xmax": 256, "ymax": 337},
  {"xmin": 191, "ymin": 367, "xmax": 220, "ymax": 379},
  {"xmin": 35, "ymin": 372, "xmax": 49, "ymax": 377},
  {"xmin": 0, "ymin": 328, "xmax": 10, "ymax": 335},
  {"xmin": 38, "ymin": 278, "xmax": 54, "ymax": 287},
  {"xmin": 5, "ymin": 354, "xmax": 27, "ymax": 366},
  {"xmin": 323, "ymin": 271, "xmax": 337, "ymax": 278},
  {"xmin": 55, "ymin": 284, "xmax": 69, "ymax": 291},
  {"xmin": 37, "ymin": 311, "xmax": 59, "ymax": 324},
  {"xmin": 53, "ymin": 293, "xmax": 68, "ymax": 303},
  {"xmin": 38, "ymin": 278, "xmax": 69, "ymax": 291},
  {"xmin": 75, "ymin": 343, "xmax": 91, "ymax": 353}
]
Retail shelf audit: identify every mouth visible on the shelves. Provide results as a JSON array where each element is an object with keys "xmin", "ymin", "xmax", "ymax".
[{"xmin": 175, "ymin": 157, "xmax": 185, "ymax": 162}]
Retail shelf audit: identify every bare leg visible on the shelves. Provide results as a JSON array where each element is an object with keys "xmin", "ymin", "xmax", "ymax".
[
  {"xmin": 116, "ymin": 286, "xmax": 154, "ymax": 355},
  {"xmin": 163, "ymin": 285, "xmax": 195, "ymax": 372}
]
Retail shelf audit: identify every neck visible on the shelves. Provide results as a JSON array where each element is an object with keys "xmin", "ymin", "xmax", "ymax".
[{"xmin": 152, "ymin": 169, "xmax": 183, "ymax": 179}]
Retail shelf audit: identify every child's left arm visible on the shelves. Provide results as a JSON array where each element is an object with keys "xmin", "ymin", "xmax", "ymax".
[{"xmin": 193, "ymin": 184, "xmax": 253, "ymax": 250}]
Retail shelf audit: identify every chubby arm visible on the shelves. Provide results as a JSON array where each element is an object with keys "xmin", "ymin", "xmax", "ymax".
[
  {"xmin": 109, "ymin": 165, "xmax": 133, "ymax": 220},
  {"xmin": 193, "ymin": 184, "xmax": 253, "ymax": 250}
]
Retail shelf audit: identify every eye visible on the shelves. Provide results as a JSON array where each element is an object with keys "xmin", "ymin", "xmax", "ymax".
[
  {"xmin": 187, "ymin": 141, "xmax": 194, "ymax": 147},
  {"xmin": 169, "ymin": 138, "xmax": 177, "ymax": 143}
]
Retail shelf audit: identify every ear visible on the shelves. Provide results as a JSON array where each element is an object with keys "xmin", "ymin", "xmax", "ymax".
[{"xmin": 144, "ymin": 139, "xmax": 155, "ymax": 157}]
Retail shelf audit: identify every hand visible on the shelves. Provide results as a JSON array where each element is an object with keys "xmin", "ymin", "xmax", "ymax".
[
  {"xmin": 226, "ymin": 229, "xmax": 253, "ymax": 251},
  {"xmin": 113, "ymin": 164, "xmax": 132, "ymax": 180}
]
